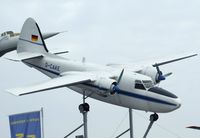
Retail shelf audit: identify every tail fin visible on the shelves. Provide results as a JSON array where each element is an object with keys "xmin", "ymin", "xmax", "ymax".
[{"xmin": 17, "ymin": 18, "xmax": 48, "ymax": 54}]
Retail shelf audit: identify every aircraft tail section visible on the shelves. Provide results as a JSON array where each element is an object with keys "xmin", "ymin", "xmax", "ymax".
[{"xmin": 17, "ymin": 18, "xmax": 48, "ymax": 54}]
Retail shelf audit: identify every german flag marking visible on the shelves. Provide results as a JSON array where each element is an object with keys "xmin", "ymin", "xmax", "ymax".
[{"xmin": 31, "ymin": 35, "xmax": 38, "ymax": 42}]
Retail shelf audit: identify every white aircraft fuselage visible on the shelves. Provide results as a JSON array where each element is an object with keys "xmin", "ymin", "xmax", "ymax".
[{"xmin": 23, "ymin": 54, "xmax": 181, "ymax": 113}]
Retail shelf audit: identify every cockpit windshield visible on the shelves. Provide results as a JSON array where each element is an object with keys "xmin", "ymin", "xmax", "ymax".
[
  {"xmin": 148, "ymin": 87, "xmax": 178, "ymax": 98},
  {"xmin": 142, "ymin": 80, "xmax": 154, "ymax": 89},
  {"xmin": 135, "ymin": 80, "xmax": 154, "ymax": 90},
  {"xmin": 135, "ymin": 80, "xmax": 145, "ymax": 90}
]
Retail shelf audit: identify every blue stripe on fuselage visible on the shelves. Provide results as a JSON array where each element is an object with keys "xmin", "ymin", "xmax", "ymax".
[
  {"xmin": 25, "ymin": 62, "xmax": 177, "ymax": 106},
  {"xmin": 25, "ymin": 62, "xmax": 60, "ymax": 76},
  {"xmin": 83, "ymin": 83, "xmax": 177, "ymax": 106}
]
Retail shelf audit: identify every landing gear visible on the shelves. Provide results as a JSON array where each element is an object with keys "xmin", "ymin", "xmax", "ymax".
[{"xmin": 143, "ymin": 113, "xmax": 159, "ymax": 138}]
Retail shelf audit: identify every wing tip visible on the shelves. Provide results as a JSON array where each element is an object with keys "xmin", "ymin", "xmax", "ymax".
[{"xmin": 6, "ymin": 89, "xmax": 20, "ymax": 96}]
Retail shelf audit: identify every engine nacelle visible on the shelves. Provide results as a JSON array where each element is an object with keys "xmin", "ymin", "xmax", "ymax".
[
  {"xmin": 94, "ymin": 78, "xmax": 117, "ymax": 95},
  {"xmin": 138, "ymin": 66, "xmax": 159, "ymax": 84}
]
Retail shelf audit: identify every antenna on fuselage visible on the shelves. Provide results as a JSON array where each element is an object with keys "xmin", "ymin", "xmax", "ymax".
[{"xmin": 82, "ymin": 57, "xmax": 86, "ymax": 63}]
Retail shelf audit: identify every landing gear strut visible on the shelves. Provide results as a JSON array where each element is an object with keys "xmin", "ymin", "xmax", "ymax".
[{"xmin": 143, "ymin": 113, "xmax": 159, "ymax": 138}]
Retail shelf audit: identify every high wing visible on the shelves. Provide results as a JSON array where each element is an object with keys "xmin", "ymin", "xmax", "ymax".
[
  {"xmin": 152, "ymin": 54, "xmax": 197, "ymax": 67},
  {"xmin": 7, "ymin": 72, "xmax": 95, "ymax": 96},
  {"xmin": 107, "ymin": 53, "xmax": 197, "ymax": 71}
]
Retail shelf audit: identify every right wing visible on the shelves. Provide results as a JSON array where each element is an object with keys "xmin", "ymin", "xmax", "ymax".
[
  {"xmin": 107, "ymin": 53, "xmax": 197, "ymax": 72},
  {"xmin": 7, "ymin": 72, "xmax": 95, "ymax": 96},
  {"xmin": 152, "ymin": 54, "xmax": 197, "ymax": 67}
]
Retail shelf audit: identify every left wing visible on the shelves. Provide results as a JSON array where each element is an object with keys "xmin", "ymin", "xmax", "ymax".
[{"xmin": 7, "ymin": 72, "xmax": 95, "ymax": 96}]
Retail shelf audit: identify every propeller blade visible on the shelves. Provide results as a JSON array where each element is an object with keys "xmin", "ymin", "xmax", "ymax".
[
  {"xmin": 117, "ymin": 69, "xmax": 124, "ymax": 83},
  {"xmin": 111, "ymin": 69, "xmax": 125, "ymax": 94},
  {"xmin": 163, "ymin": 72, "xmax": 172, "ymax": 78}
]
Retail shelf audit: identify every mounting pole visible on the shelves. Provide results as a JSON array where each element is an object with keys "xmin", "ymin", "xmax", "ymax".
[
  {"xmin": 143, "ymin": 113, "xmax": 158, "ymax": 138},
  {"xmin": 64, "ymin": 91, "xmax": 90, "ymax": 138},
  {"xmin": 129, "ymin": 108, "xmax": 134, "ymax": 138},
  {"xmin": 83, "ymin": 91, "xmax": 88, "ymax": 138},
  {"xmin": 78, "ymin": 91, "xmax": 89, "ymax": 138},
  {"xmin": 64, "ymin": 124, "xmax": 84, "ymax": 138},
  {"xmin": 115, "ymin": 108, "xmax": 134, "ymax": 138}
]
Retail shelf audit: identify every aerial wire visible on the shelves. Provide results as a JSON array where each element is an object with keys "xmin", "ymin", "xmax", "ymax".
[
  {"xmin": 133, "ymin": 111, "xmax": 181, "ymax": 138},
  {"xmin": 111, "ymin": 110, "xmax": 129, "ymax": 138}
]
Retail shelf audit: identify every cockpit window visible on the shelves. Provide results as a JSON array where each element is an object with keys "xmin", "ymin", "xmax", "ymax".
[
  {"xmin": 142, "ymin": 80, "xmax": 154, "ymax": 89},
  {"xmin": 135, "ymin": 80, "xmax": 145, "ymax": 90},
  {"xmin": 148, "ymin": 87, "xmax": 177, "ymax": 98}
]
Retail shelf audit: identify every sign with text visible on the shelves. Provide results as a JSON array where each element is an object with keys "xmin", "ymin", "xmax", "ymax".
[{"xmin": 9, "ymin": 111, "xmax": 41, "ymax": 138}]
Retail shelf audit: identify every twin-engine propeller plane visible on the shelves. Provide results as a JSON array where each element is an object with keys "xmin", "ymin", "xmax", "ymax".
[
  {"xmin": 7, "ymin": 18, "xmax": 197, "ymax": 116},
  {"xmin": 0, "ymin": 30, "xmax": 61, "ymax": 57}
]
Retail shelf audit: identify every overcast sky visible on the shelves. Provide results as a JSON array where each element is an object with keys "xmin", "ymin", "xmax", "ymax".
[{"xmin": 0, "ymin": 0, "xmax": 200, "ymax": 138}]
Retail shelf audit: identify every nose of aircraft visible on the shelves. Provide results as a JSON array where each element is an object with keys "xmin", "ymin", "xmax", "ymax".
[
  {"xmin": 148, "ymin": 87, "xmax": 181, "ymax": 112},
  {"xmin": 174, "ymin": 97, "xmax": 181, "ymax": 110}
]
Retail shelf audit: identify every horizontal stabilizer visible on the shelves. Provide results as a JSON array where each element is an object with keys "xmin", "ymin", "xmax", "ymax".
[
  {"xmin": 7, "ymin": 72, "xmax": 95, "ymax": 96},
  {"xmin": 18, "ymin": 52, "xmax": 43, "ymax": 60},
  {"xmin": 42, "ymin": 32, "xmax": 60, "ymax": 39},
  {"xmin": 52, "ymin": 50, "xmax": 69, "ymax": 55},
  {"xmin": 4, "ymin": 52, "xmax": 43, "ymax": 61},
  {"xmin": 42, "ymin": 31, "xmax": 67, "ymax": 39}
]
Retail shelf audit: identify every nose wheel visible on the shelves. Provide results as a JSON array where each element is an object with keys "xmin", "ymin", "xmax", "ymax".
[{"xmin": 143, "ymin": 113, "xmax": 159, "ymax": 138}]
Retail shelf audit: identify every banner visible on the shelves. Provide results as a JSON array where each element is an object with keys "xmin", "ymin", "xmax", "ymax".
[{"xmin": 9, "ymin": 111, "xmax": 42, "ymax": 138}]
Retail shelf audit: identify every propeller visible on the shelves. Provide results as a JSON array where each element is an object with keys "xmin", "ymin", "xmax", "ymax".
[
  {"xmin": 154, "ymin": 63, "xmax": 166, "ymax": 83},
  {"xmin": 111, "ymin": 69, "xmax": 124, "ymax": 94}
]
